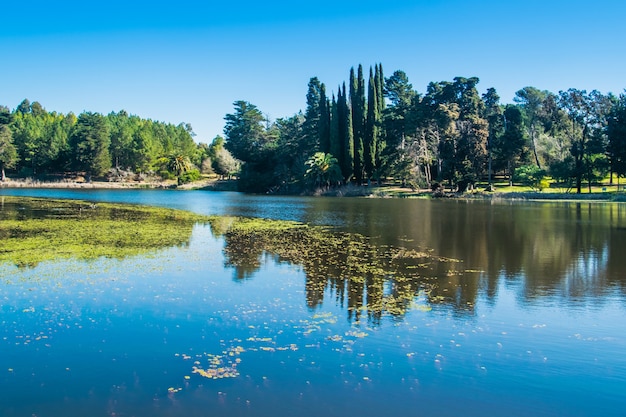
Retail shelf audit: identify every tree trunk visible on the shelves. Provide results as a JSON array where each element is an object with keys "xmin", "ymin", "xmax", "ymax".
[
  {"xmin": 508, "ymin": 160, "xmax": 513, "ymax": 186},
  {"xmin": 488, "ymin": 149, "xmax": 492, "ymax": 185},
  {"xmin": 530, "ymin": 124, "xmax": 541, "ymax": 169},
  {"xmin": 575, "ymin": 155, "xmax": 582, "ymax": 194}
]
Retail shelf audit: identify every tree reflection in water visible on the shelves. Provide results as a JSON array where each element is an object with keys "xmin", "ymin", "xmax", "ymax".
[
  {"xmin": 209, "ymin": 217, "xmax": 468, "ymax": 323},
  {"xmin": 208, "ymin": 201, "xmax": 626, "ymax": 323}
]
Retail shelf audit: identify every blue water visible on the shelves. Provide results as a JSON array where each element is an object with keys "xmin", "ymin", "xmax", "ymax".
[{"xmin": 1, "ymin": 189, "xmax": 625, "ymax": 416}]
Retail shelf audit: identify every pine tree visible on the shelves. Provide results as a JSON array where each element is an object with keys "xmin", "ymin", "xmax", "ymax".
[{"xmin": 69, "ymin": 112, "xmax": 111, "ymax": 181}]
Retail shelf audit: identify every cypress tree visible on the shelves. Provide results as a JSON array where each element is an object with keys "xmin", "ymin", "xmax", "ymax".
[
  {"xmin": 350, "ymin": 66, "xmax": 366, "ymax": 184},
  {"xmin": 319, "ymin": 83, "xmax": 331, "ymax": 154},
  {"xmin": 329, "ymin": 94, "xmax": 340, "ymax": 161},
  {"xmin": 364, "ymin": 67, "xmax": 378, "ymax": 179},
  {"xmin": 376, "ymin": 63, "xmax": 385, "ymax": 114},
  {"xmin": 339, "ymin": 83, "xmax": 354, "ymax": 181},
  {"xmin": 374, "ymin": 63, "xmax": 386, "ymax": 179}
]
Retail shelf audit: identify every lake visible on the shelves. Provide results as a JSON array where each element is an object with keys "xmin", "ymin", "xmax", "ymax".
[{"xmin": 1, "ymin": 188, "xmax": 625, "ymax": 417}]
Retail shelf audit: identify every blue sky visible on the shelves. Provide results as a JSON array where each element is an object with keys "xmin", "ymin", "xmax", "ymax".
[{"xmin": 2, "ymin": 0, "xmax": 625, "ymax": 143}]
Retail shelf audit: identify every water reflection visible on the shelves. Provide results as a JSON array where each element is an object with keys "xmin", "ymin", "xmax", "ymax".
[
  {"xmin": 208, "ymin": 218, "xmax": 456, "ymax": 323},
  {"xmin": 209, "ymin": 201, "xmax": 626, "ymax": 321}
]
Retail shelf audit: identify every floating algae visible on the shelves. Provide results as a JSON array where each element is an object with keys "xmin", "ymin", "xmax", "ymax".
[{"xmin": 0, "ymin": 197, "xmax": 209, "ymax": 268}]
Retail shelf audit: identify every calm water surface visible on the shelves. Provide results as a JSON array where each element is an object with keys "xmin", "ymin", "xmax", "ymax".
[{"xmin": 1, "ymin": 189, "xmax": 625, "ymax": 416}]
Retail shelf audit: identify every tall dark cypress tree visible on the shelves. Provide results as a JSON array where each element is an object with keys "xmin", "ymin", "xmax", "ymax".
[
  {"xmin": 364, "ymin": 67, "xmax": 378, "ymax": 179},
  {"xmin": 339, "ymin": 83, "xmax": 354, "ymax": 181},
  {"xmin": 319, "ymin": 83, "xmax": 331, "ymax": 154},
  {"xmin": 329, "ymin": 94, "xmax": 340, "ymax": 161},
  {"xmin": 374, "ymin": 63, "xmax": 386, "ymax": 176},
  {"xmin": 376, "ymin": 63, "xmax": 385, "ymax": 115},
  {"xmin": 350, "ymin": 65, "xmax": 366, "ymax": 183}
]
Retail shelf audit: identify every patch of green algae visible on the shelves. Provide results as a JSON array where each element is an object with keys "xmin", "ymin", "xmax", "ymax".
[{"xmin": 0, "ymin": 197, "xmax": 209, "ymax": 268}]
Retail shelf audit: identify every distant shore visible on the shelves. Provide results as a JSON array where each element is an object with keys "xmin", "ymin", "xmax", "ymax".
[{"xmin": 0, "ymin": 177, "xmax": 235, "ymax": 191}]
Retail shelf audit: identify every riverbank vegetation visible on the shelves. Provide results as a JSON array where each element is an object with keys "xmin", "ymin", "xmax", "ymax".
[{"xmin": 1, "ymin": 65, "xmax": 625, "ymax": 194}]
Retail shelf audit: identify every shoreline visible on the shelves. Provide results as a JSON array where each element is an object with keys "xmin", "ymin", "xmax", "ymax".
[
  {"xmin": 0, "ymin": 178, "xmax": 233, "ymax": 191},
  {"xmin": 2, "ymin": 178, "xmax": 626, "ymax": 202}
]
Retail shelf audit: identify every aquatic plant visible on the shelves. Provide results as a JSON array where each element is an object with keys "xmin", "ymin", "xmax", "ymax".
[{"xmin": 0, "ymin": 197, "xmax": 208, "ymax": 267}]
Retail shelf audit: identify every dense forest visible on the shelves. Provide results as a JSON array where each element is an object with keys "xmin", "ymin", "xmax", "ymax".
[
  {"xmin": 1, "ymin": 64, "xmax": 626, "ymax": 194},
  {"xmin": 0, "ymin": 100, "xmax": 214, "ymax": 184}
]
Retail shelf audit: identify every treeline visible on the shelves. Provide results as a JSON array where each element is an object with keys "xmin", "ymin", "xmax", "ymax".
[
  {"xmin": 2, "ymin": 67, "xmax": 625, "ymax": 194},
  {"xmin": 223, "ymin": 64, "xmax": 626, "ymax": 193},
  {"xmin": 0, "ymin": 99, "xmax": 228, "ymax": 183}
]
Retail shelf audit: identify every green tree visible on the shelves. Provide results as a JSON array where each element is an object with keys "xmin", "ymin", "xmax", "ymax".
[
  {"xmin": 418, "ymin": 82, "xmax": 459, "ymax": 187},
  {"xmin": 338, "ymin": 83, "xmax": 354, "ymax": 181},
  {"xmin": 319, "ymin": 84, "xmax": 331, "ymax": 154},
  {"xmin": 385, "ymin": 70, "xmax": 415, "ymax": 108},
  {"xmin": 364, "ymin": 66, "xmax": 380, "ymax": 180},
  {"xmin": 107, "ymin": 110, "xmax": 135, "ymax": 169},
  {"xmin": 169, "ymin": 154, "xmax": 191, "ymax": 177},
  {"xmin": 540, "ymin": 92, "xmax": 572, "ymax": 172},
  {"xmin": 273, "ymin": 113, "xmax": 306, "ymax": 189},
  {"xmin": 457, "ymin": 78, "xmax": 488, "ymax": 191},
  {"xmin": 30, "ymin": 101, "xmax": 45, "ymax": 117},
  {"xmin": 11, "ymin": 107, "xmax": 71, "ymax": 175},
  {"xmin": 482, "ymin": 88, "xmax": 504, "ymax": 185},
  {"xmin": 16, "ymin": 99, "xmax": 31, "ymax": 115},
  {"xmin": 558, "ymin": 89, "xmax": 612, "ymax": 193},
  {"xmin": 0, "ymin": 106, "xmax": 13, "ymax": 125},
  {"xmin": 350, "ymin": 66, "xmax": 366, "ymax": 183},
  {"xmin": 0, "ymin": 124, "xmax": 18, "ymax": 181},
  {"xmin": 514, "ymin": 87, "xmax": 548, "ymax": 168},
  {"xmin": 223, "ymin": 101, "xmax": 281, "ymax": 192},
  {"xmin": 375, "ymin": 63, "xmax": 385, "ymax": 115},
  {"xmin": 607, "ymin": 92, "xmax": 626, "ymax": 184},
  {"xmin": 329, "ymin": 95, "xmax": 341, "ymax": 161},
  {"xmin": 68, "ymin": 112, "xmax": 111, "ymax": 181},
  {"xmin": 303, "ymin": 77, "xmax": 322, "ymax": 152},
  {"xmin": 224, "ymin": 101, "xmax": 268, "ymax": 163},
  {"xmin": 168, "ymin": 154, "xmax": 192, "ymax": 184},
  {"xmin": 382, "ymin": 70, "xmax": 416, "ymax": 180},
  {"xmin": 304, "ymin": 152, "xmax": 342, "ymax": 189},
  {"xmin": 496, "ymin": 105, "xmax": 527, "ymax": 184}
]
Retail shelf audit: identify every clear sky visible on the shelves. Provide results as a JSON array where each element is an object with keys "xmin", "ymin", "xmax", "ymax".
[{"xmin": 1, "ymin": 0, "xmax": 625, "ymax": 143}]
